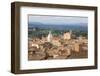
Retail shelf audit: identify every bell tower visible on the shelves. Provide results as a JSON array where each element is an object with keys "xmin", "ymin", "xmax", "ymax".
[{"xmin": 47, "ymin": 31, "xmax": 52, "ymax": 42}]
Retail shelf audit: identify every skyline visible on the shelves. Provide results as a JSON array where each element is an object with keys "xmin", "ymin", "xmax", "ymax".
[{"xmin": 28, "ymin": 15, "xmax": 88, "ymax": 26}]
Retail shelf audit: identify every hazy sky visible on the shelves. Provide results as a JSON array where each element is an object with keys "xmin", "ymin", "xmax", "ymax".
[{"xmin": 29, "ymin": 15, "xmax": 88, "ymax": 25}]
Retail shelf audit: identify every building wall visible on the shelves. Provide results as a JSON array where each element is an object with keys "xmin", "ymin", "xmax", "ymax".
[{"xmin": 63, "ymin": 32, "xmax": 71, "ymax": 40}]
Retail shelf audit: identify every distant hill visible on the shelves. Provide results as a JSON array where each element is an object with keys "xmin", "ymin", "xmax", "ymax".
[{"xmin": 28, "ymin": 22, "xmax": 88, "ymax": 32}]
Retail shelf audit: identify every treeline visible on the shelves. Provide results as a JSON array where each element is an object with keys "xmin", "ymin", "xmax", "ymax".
[{"xmin": 28, "ymin": 29, "xmax": 87, "ymax": 38}]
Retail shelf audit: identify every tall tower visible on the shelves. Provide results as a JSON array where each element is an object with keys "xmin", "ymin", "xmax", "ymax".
[{"xmin": 47, "ymin": 31, "xmax": 52, "ymax": 42}]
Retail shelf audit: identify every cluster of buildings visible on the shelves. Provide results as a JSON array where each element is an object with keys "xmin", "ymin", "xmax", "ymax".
[{"xmin": 28, "ymin": 30, "xmax": 88, "ymax": 60}]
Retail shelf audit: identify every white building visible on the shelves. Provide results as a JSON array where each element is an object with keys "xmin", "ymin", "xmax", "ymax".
[{"xmin": 47, "ymin": 31, "xmax": 53, "ymax": 42}]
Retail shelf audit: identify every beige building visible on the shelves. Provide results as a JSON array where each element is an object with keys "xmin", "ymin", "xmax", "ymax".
[
  {"xmin": 63, "ymin": 30, "xmax": 72, "ymax": 40},
  {"xmin": 74, "ymin": 43, "xmax": 80, "ymax": 52},
  {"xmin": 52, "ymin": 40, "xmax": 61, "ymax": 46}
]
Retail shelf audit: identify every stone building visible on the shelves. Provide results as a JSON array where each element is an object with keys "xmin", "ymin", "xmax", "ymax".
[
  {"xmin": 74, "ymin": 43, "xmax": 80, "ymax": 52},
  {"xmin": 63, "ymin": 30, "xmax": 72, "ymax": 40}
]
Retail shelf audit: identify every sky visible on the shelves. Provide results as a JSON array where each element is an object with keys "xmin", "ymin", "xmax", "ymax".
[{"xmin": 28, "ymin": 15, "xmax": 88, "ymax": 25}]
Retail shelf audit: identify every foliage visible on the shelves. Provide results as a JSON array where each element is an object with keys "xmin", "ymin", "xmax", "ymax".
[{"xmin": 28, "ymin": 28, "xmax": 87, "ymax": 38}]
